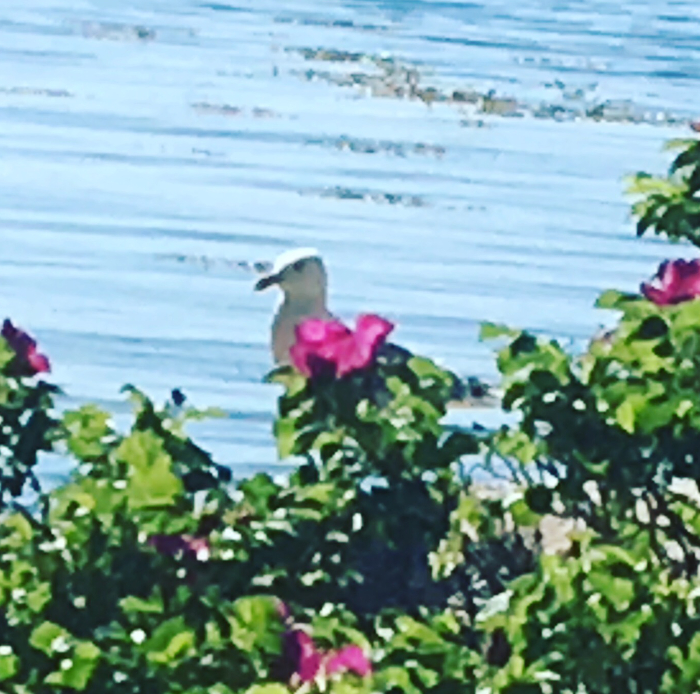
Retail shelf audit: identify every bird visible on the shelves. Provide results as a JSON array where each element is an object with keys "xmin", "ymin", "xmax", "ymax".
[
  {"xmin": 255, "ymin": 247, "xmax": 499, "ymax": 408},
  {"xmin": 254, "ymin": 247, "xmax": 335, "ymax": 365}
]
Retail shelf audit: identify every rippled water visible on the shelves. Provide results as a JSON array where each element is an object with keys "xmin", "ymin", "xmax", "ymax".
[{"xmin": 1, "ymin": 0, "xmax": 698, "ymax": 483}]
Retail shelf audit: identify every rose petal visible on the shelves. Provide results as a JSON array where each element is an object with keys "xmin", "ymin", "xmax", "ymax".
[
  {"xmin": 296, "ymin": 319, "xmax": 350, "ymax": 346},
  {"xmin": 355, "ymin": 315, "xmax": 394, "ymax": 350},
  {"xmin": 333, "ymin": 335, "xmax": 363, "ymax": 377},
  {"xmin": 642, "ymin": 259, "xmax": 700, "ymax": 306},
  {"xmin": 325, "ymin": 645, "xmax": 372, "ymax": 678},
  {"xmin": 290, "ymin": 342, "xmax": 314, "ymax": 377},
  {"xmin": 350, "ymin": 314, "xmax": 394, "ymax": 369},
  {"xmin": 285, "ymin": 630, "xmax": 322, "ymax": 683},
  {"xmin": 681, "ymin": 260, "xmax": 700, "ymax": 296},
  {"xmin": 641, "ymin": 282, "xmax": 674, "ymax": 306},
  {"xmin": 295, "ymin": 319, "xmax": 331, "ymax": 345},
  {"xmin": 2, "ymin": 319, "xmax": 37, "ymax": 355},
  {"xmin": 27, "ymin": 350, "xmax": 51, "ymax": 375}
]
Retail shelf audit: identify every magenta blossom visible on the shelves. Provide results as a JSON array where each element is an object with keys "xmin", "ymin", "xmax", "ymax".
[
  {"xmin": 641, "ymin": 259, "xmax": 700, "ymax": 306},
  {"xmin": 147, "ymin": 534, "xmax": 211, "ymax": 561},
  {"xmin": 281, "ymin": 626, "xmax": 372, "ymax": 686},
  {"xmin": 284, "ymin": 629, "xmax": 324, "ymax": 684},
  {"xmin": 1, "ymin": 319, "xmax": 51, "ymax": 377},
  {"xmin": 290, "ymin": 314, "xmax": 394, "ymax": 379},
  {"xmin": 325, "ymin": 645, "xmax": 373, "ymax": 678}
]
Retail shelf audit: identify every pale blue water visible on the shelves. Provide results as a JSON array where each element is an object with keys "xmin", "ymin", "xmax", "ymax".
[{"xmin": 1, "ymin": 0, "xmax": 698, "ymax": 484}]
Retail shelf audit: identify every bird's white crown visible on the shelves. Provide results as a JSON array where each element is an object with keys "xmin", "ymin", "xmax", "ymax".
[{"xmin": 270, "ymin": 247, "xmax": 321, "ymax": 276}]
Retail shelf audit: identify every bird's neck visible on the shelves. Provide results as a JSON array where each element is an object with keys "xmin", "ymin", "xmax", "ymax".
[{"xmin": 278, "ymin": 291, "xmax": 328, "ymax": 318}]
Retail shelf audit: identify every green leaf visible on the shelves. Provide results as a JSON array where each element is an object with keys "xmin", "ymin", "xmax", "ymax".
[
  {"xmin": 407, "ymin": 356, "xmax": 451, "ymax": 388},
  {"xmin": 375, "ymin": 667, "xmax": 419, "ymax": 694},
  {"xmin": 244, "ymin": 685, "xmax": 290, "ymax": 694},
  {"xmin": 274, "ymin": 416, "xmax": 298, "ymax": 459},
  {"xmin": 44, "ymin": 641, "xmax": 100, "ymax": 691},
  {"xmin": 119, "ymin": 593, "xmax": 164, "ymax": 615},
  {"xmin": 480, "ymin": 322, "xmax": 519, "ymax": 341},
  {"xmin": 229, "ymin": 596, "xmax": 283, "ymax": 654},
  {"xmin": 26, "ymin": 582, "xmax": 51, "ymax": 613},
  {"xmin": 672, "ymin": 298, "xmax": 700, "ymax": 332},
  {"xmin": 615, "ymin": 399, "xmax": 636, "ymax": 434},
  {"xmin": 144, "ymin": 617, "xmax": 196, "ymax": 665},
  {"xmin": 115, "ymin": 431, "xmax": 182, "ymax": 509},
  {"xmin": 392, "ymin": 616, "xmax": 446, "ymax": 654},
  {"xmin": 588, "ymin": 570, "xmax": 635, "ymax": 610},
  {"xmin": 30, "ymin": 621, "xmax": 70, "ymax": 656},
  {"xmin": 0, "ymin": 651, "xmax": 19, "ymax": 681},
  {"xmin": 265, "ymin": 366, "xmax": 307, "ymax": 396},
  {"xmin": 0, "ymin": 340, "xmax": 14, "ymax": 369},
  {"xmin": 663, "ymin": 137, "xmax": 697, "ymax": 152},
  {"xmin": 508, "ymin": 498, "xmax": 541, "ymax": 528},
  {"xmin": 62, "ymin": 405, "xmax": 114, "ymax": 461},
  {"xmin": 1, "ymin": 512, "xmax": 34, "ymax": 545},
  {"xmin": 239, "ymin": 473, "xmax": 280, "ymax": 515}
]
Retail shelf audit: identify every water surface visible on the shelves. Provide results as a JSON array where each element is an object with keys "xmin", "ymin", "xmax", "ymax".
[{"xmin": 1, "ymin": 0, "xmax": 698, "ymax": 482}]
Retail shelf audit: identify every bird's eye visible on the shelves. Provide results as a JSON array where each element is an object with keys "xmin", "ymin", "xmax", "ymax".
[{"xmin": 292, "ymin": 260, "xmax": 305, "ymax": 272}]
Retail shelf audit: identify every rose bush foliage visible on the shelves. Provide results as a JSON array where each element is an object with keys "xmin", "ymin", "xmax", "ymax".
[{"xmin": 2, "ymin": 130, "xmax": 700, "ymax": 693}]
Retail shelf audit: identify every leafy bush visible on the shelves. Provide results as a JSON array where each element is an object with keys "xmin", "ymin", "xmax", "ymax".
[
  {"xmin": 0, "ymin": 320, "xmax": 57, "ymax": 509},
  {"xmin": 627, "ymin": 136, "xmax": 700, "ymax": 245},
  {"xmin": 2, "ymin": 129, "xmax": 700, "ymax": 694}
]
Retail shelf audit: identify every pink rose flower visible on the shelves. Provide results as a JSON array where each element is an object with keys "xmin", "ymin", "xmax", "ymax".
[
  {"xmin": 290, "ymin": 314, "xmax": 394, "ymax": 379},
  {"xmin": 279, "ymin": 620, "xmax": 372, "ymax": 685},
  {"xmin": 641, "ymin": 259, "xmax": 700, "ymax": 306},
  {"xmin": 1, "ymin": 319, "xmax": 51, "ymax": 377}
]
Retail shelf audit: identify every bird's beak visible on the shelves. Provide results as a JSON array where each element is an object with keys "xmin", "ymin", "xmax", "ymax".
[{"xmin": 254, "ymin": 273, "xmax": 281, "ymax": 291}]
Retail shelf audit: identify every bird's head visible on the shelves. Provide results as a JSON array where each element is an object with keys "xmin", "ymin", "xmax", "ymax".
[{"xmin": 254, "ymin": 247, "xmax": 328, "ymax": 300}]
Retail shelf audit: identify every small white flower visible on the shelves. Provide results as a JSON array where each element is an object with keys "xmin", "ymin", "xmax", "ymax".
[
  {"xmin": 60, "ymin": 659, "xmax": 73, "ymax": 671},
  {"xmin": 0, "ymin": 645, "xmax": 13, "ymax": 656},
  {"xmin": 52, "ymin": 636, "xmax": 71, "ymax": 654},
  {"xmin": 130, "ymin": 629, "xmax": 146, "ymax": 645},
  {"xmin": 352, "ymin": 513, "xmax": 363, "ymax": 532}
]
